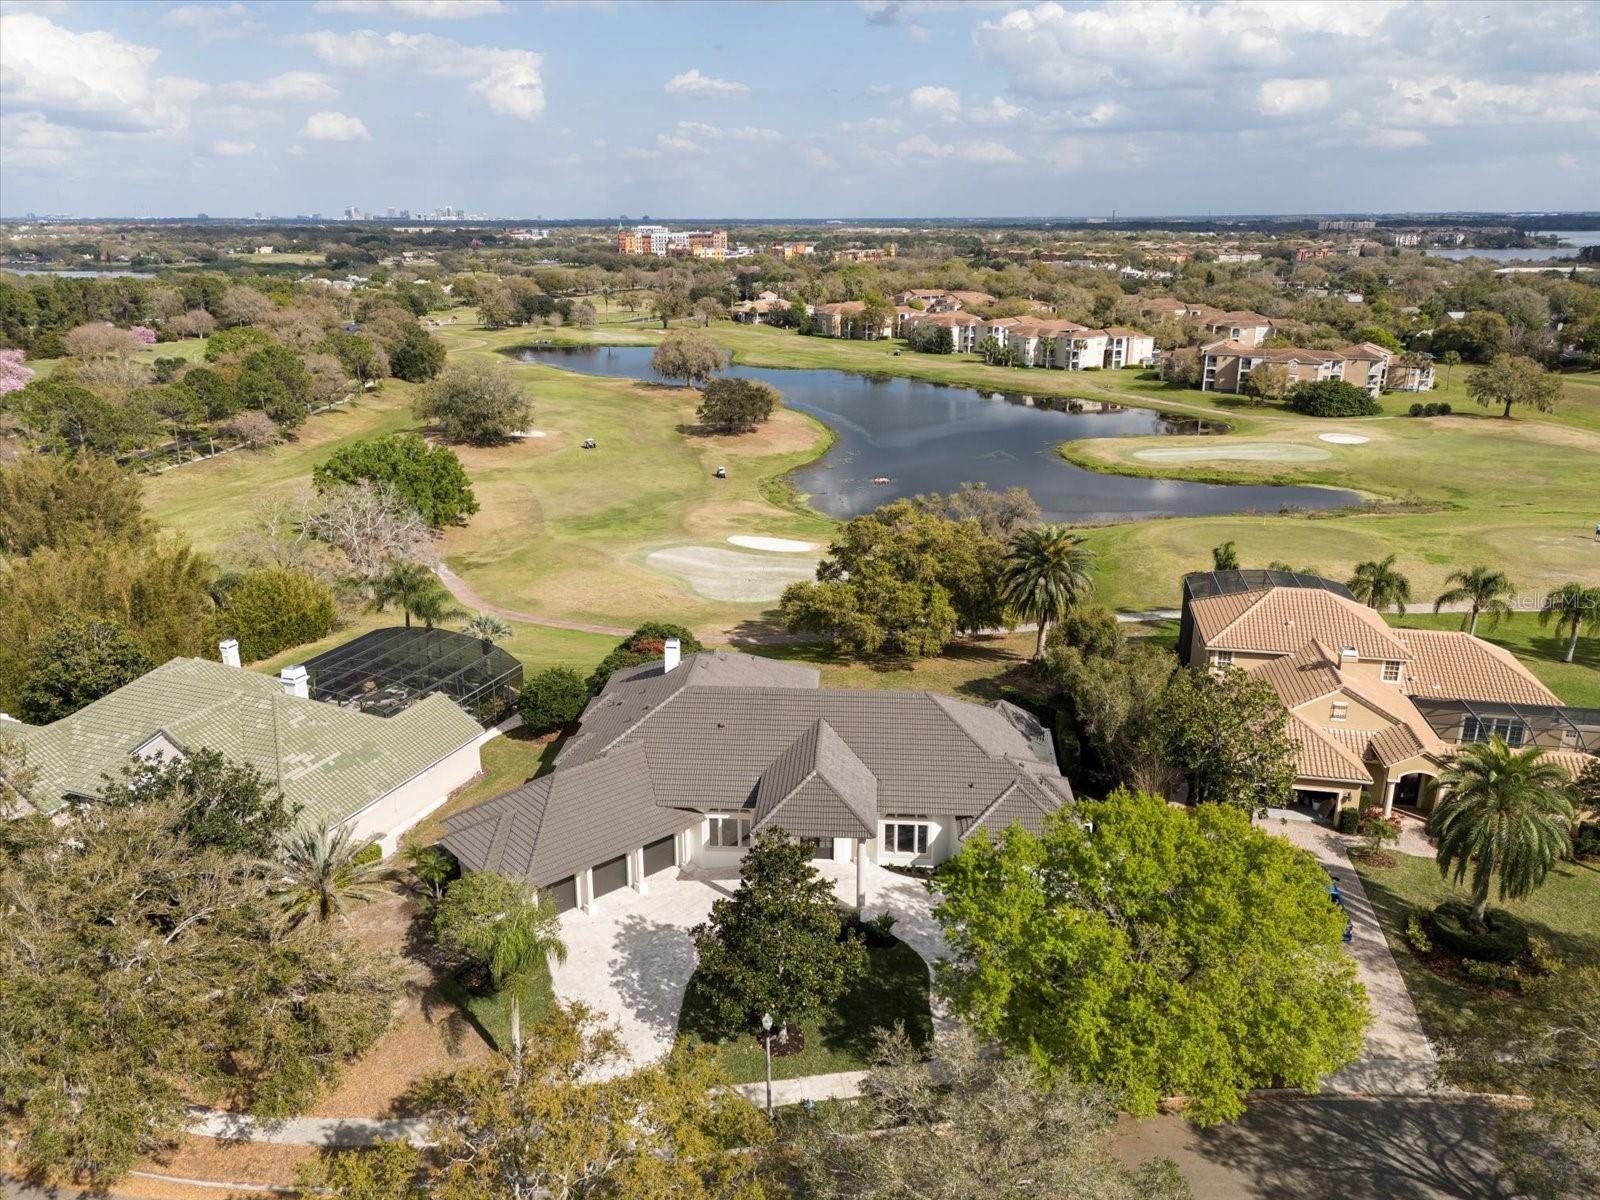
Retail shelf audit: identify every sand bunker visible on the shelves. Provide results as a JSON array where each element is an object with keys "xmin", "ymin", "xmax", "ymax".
[
  {"xmin": 1132, "ymin": 442, "xmax": 1331, "ymax": 464},
  {"xmin": 646, "ymin": 546, "xmax": 819, "ymax": 602},
  {"xmin": 511, "ymin": 429, "xmax": 548, "ymax": 438},
  {"xmin": 1318, "ymin": 432, "xmax": 1371, "ymax": 445},
  {"xmin": 727, "ymin": 535, "xmax": 822, "ymax": 553}
]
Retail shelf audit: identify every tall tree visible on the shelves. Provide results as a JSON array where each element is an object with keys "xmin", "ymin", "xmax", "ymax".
[
  {"xmin": 784, "ymin": 1027, "xmax": 1189, "ymax": 1200},
  {"xmin": 371, "ymin": 561, "xmax": 459, "ymax": 628},
  {"xmin": 18, "ymin": 615, "xmax": 153, "ymax": 723},
  {"xmin": 0, "ymin": 453, "xmax": 150, "ymax": 556},
  {"xmin": 650, "ymin": 286, "xmax": 690, "ymax": 329},
  {"xmin": 998, "ymin": 524, "xmax": 1094, "ymax": 660},
  {"xmin": 432, "ymin": 871, "xmax": 567, "ymax": 1062},
  {"xmin": 1428, "ymin": 739, "xmax": 1575, "ymax": 927},
  {"xmin": 1154, "ymin": 666, "xmax": 1296, "ymax": 813},
  {"xmin": 276, "ymin": 822, "xmax": 386, "ymax": 929},
  {"xmin": 933, "ymin": 790, "xmax": 1367, "ymax": 1123},
  {"xmin": 1466, "ymin": 354, "xmax": 1562, "ymax": 419},
  {"xmin": 1347, "ymin": 553, "xmax": 1412, "ymax": 613},
  {"xmin": 650, "ymin": 330, "xmax": 728, "ymax": 387},
  {"xmin": 695, "ymin": 377, "xmax": 780, "ymax": 432},
  {"xmin": 1538, "ymin": 581, "xmax": 1600, "ymax": 664},
  {"xmin": 413, "ymin": 360, "xmax": 532, "ymax": 446},
  {"xmin": 1433, "ymin": 565, "xmax": 1515, "ymax": 635},
  {"xmin": 313, "ymin": 433, "xmax": 479, "ymax": 527},
  {"xmin": 100, "ymin": 747, "xmax": 298, "ymax": 858},
  {"xmin": 689, "ymin": 831, "xmax": 866, "ymax": 1038}
]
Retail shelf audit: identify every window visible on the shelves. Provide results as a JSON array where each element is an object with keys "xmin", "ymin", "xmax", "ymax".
[
  {"xmin": 881, "ymin": 820, "xmax": 931, "ymax": 857},
  {"xmin": 705, "ymin": 814, "xmax": 750, "ymax": 849},
  {"xmin": 1212, "ymin": 650, "xmax": 1234, "ymax": 667},
  {"xmin": 1382, "ymin": 661, "xmax": 1402, "ymax": 683},
  {"xmin": 1331, "ymin": 702, "xmax": 1349, "ymax": 721},
  {"xmin": 1463, "ymin": 717, "xmax": 1526, "ymax": 747}
]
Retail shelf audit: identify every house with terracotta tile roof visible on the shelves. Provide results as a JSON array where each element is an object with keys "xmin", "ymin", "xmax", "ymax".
[
  {"xmin": 1200, "ymin": 339, "xmax": 1425, "ymax": 396},
  {"xmin": 1180, "ymin": 571, "xmax": 1595, "ymax": 818},
  {"xmin": 812, "ymin": 300, "xmax": 892, "ymax": 340},
  {"xmin": 901, "ymin": 309, "xmax": 984, "ymax": 352}
]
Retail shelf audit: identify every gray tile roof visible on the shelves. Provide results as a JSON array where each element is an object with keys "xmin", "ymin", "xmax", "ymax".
[
  {"xmin": 442, "ymin": 651, "xmax": 1074, "ymax": 887},
  {"xmin": 5, "ymin": 658, "xmax": 481, "ymax": 829}
]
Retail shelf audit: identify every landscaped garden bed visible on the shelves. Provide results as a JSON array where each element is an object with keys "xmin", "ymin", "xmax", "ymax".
[{"xmin": 676, "ymin": 937, "xmax": 934, "ymax": 1083}]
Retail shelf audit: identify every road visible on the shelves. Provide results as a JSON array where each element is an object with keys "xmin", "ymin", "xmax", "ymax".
[{"xmin": 1112, "ymin": 1096, "xmax": 1514, "ymax": 1200}]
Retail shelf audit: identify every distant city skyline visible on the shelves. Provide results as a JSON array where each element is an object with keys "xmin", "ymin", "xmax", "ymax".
[{"xmin": 2, "ymin": 0, "xmax": 1597, "ymax": 219}]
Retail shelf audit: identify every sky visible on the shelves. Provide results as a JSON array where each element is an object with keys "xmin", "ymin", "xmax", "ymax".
[{"xmin": 1, "ymin": 0, "xmax": 1598, "ymax": 220}]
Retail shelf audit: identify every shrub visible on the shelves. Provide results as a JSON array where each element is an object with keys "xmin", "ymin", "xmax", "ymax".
[
  {"xmin": 1409, "ymin": 402, "xmax": 1425, "ymax": 417},
  {"xmin": 1286, "ymin": 379, "xmax": 1382, "ymax": 417},
  {"xmin": 518, "ymin": 667, "xmax": 588, "ymax": 734},
  {"xmin": 586, "ymin": 623, "xmax": 705, "ymax": 691},
  {"xmin": 351, "ymin": 841, "xmax": 384, "ymax": 867},
  {"xmin": 1461, "ymin": 958, "xmax": 1523, "ymax": 990},
  {"xmin": 1573, "ymin": 823, "xmax": 1600, "ymax": 859},
  {"xmin": 214, "ymin": 567, "xmax": 336, "ymax": 662},
  {"xmin": 1429, "ymin": 900, "xmax": 1530, "ymax": 964},
  {"xmin": 221, "ymin": 410, "xmax": 280, "ymax": 448},
  {"xmin": 1528, "ymin": 936, "xmax": 1565, "ymax": 976},
  {"xmin": 1436, "ymin": 401, "xmax": 1451, "ymax": 415},
  {"xmin": 1405, "ymin": 915, "xmax": 1432, "ymax": 955},
  {"xmin": 1336, "ymin": 807, "xmax": 1361, "ymax": 835},
  {"xmin": 1422, "ymin": 402, "xmax": 1442, "ymax": 416},
  {"xmin": 906, "ymin": 325, "xmax": 954, "ymax": 354}
]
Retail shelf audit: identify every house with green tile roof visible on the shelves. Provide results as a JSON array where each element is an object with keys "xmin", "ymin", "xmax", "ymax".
[{"xmin": 0, "ymin": 657, "xmax": 484, "ymax": 854}]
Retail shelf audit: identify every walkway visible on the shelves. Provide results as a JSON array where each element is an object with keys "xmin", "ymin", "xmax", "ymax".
[{"xmin": 1271, "ymin": 820, "xmax": 1440, "ymax": 1094}]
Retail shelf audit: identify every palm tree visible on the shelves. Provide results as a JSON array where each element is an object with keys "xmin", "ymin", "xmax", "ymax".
[
  {"xmin": 1347, "ymin": 554, "xmax": 1412, "ymax": 614},
  {"xmin": 403, "ymin": 843, "xmax": 457, "ymax": 906},
  {"xmin": 433, "ymin": 872, "xmax": 567, "ymax": 1065},
  {"xmin": 277, "ymin": 822, "xmax": 385, "ymax": 928},
  {"xmin": 1433, "ymin": 565, "xmax": 1515, "ymax": 636},
  {"xmin": 1538, "ymin": 582, "xmax": 1600, "ymax": 664},
  {"xmin": 1439, "ymin": 350, "xmax": 1462, "ymax": 389},
  {"xmin": 463, "ymin": 611, "xmax": 511, "ymax": 665},
  {"xmin": 1428, "ymin": 739, "xmax": 1575, "ymax": 927},
  {"xmin": 1211, "ymin": 541, "xmax": 1240, "ymax": 571},
  {"xmin": 371, "ymin": 561, "xmax": 463, "ymax": 629},
  {"xmin": 998, "ymin": 525, "xmax": 1095, "ymax": 660}
]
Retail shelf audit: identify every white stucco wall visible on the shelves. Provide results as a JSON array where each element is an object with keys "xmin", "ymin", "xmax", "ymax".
[{"xmin": 339, "ymin": 740, "xmax": 483, "ymax": 856}]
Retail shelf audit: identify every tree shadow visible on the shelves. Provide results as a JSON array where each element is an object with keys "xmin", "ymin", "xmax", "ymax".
[
  {"xmin": 608, "ymin": 911, "xmax": 701, "ymax": 1044},
  {"xmin": 816, "ymin": 941, "xmax": 935, "ymax": 1061},
  {"xmin": 1188, "ymin": 1098, "xmax": 1514, "ymax": 1200}
]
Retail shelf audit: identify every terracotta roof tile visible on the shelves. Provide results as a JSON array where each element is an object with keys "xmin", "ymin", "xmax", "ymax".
[
  {"xmin": 1191, "ymin": 589, "xmax": 1411, "ymax": 660},
  {"xmin": 1398, "ymin": 629, "xmax": 1561, "ymax": 706}
]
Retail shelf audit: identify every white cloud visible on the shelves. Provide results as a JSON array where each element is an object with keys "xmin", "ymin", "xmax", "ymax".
[
  {"xmin": 1385, "ymin": 73, "xmax": 1600, "ymax": 126},
  {"xmin": 664, "ymin": 68, "xmax": 749, "ymax": 97},
  {"xmin": 675, "ymin": 120, "xmax": 782, "ymax": 142},
  {"xmin": 1257, "ymin": 78, "xmax": 1332, "ymax": 117},
  {"xmin": 0, "ymin": 12, "xmax": 206, "ymax": 134},
  {"xmin": 908, "ymin": 84, "xmax": 961, "ymax": 118},
  {"xmin": 656, "ymin": 133, "xmax": 706, "ymax": 153},
  {"xmin": 960, "ymin": 139, "xmax": 1021, "ymax": 164},
  {"xmin": 1366, "ymin": 127, "xmax": 1428, "ymax": 149},
  {"xmin": 312, "ymin": 1, "xmax": 507, "ymax": 17},
  {"xmin": 166, "ymin": 2, "xmax": 257, "ymax": 41},
  {"xmin": 622, "ymin": 145, "xmax": 662, "ymax": 161},
  {"xmin": 301, "ymin": 110, "xmax": 371, "ymax": 141},
  {"xmin": 896, "ymin": 133, "xmax": 953, "ymax": 159},
  {"xmin": 298, "ymin": 29, "xmax": 544, "ymax": 119},
  {"xmin": 226, "ymin": 71, "xmax": 339, "ymax": 103},
  {"xmin": 209, "ymin": 139, "xmax": 256, "ymax": 156},
  {"xmin": 0, "ymin": 110, "xmax": 80, "ymax": 168},
  {"xmin": 840, "ymin": 116, "xmax": 903, "ymax": 134},
  {"xmin": 803, "ymin": 146, "xmax": 836, "ymax": 170}
]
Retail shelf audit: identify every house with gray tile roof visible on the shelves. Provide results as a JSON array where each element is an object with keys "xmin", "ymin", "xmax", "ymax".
[
  {"xmin": 0, "ymin": 656, "xmax": 483, "ymax": 855},
  {"xmin": 441, "ymin": 643, "xmax": 1072, "ymax": 914}
]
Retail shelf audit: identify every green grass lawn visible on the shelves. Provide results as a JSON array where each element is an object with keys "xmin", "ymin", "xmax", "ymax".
[
  {"xmin": 677, "ymin": 940, "xmax": 934, "ymax": 1084},
  {"xmin": 1386, "ymin": 611, "xmax": 1600, "ymax": 707},
  {"xmin": 403, "ymin": 725, "xmax": 560, "ymax": 850},
  {"xmin": 1354, "ymin": 851, "xmax": 1600, "ymax": 1049},
  {"xmin": 436, "ymin": 958, "xmax": 555, "ymax": 1054}
]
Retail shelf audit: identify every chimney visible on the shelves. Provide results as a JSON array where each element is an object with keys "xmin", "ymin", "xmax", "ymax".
[
  {"xmin": 219, "ymin": 638, "xmax": 241, "ymax": 668},
  {"xmin": 663, "ymin": 637, "xmax": 681, "ymax": 674},
  {"xmin": 279, "ymin": 664, "xmax": 310, "ymax": 699}
]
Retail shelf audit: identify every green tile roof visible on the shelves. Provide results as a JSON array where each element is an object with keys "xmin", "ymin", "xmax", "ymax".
[{"xmin": 3, "ymin": 658, "xmax": 481, "ymax": 829}]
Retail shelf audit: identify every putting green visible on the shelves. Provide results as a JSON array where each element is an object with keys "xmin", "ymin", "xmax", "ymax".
[{"xmin": 1131, "ymin": 442, "xmax": 1333, "ymax": 464}]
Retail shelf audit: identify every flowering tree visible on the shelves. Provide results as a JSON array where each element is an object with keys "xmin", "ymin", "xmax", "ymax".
[
  {"xmin": 129, "ymin": 325, "xmax": 158, "ymax": 346},
  {"xmin": 0, "ymin": 349, "xmax": 34, "ymax": 395}
]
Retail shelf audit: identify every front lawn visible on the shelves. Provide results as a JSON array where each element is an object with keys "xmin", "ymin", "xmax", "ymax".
[
  {"xmin": 402, "ymin": 725, "xmax": 561, "ymax": 850},
  {"xmin": 1354, "ymin": 851, "xmax": 1600, "ymax": 1048},
  {"xmin": 436, "ymin": 958, "xmax": 555, "ymax": 1054},
  {"xmin": 676, "ymin": 939, "xmax": 934, "ymax": 1083}
]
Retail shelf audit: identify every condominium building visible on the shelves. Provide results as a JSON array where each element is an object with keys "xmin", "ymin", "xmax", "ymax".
[
  {"xmin": 1201, "ymin": 340, "xmax": 1432, "ymax": 396},
  {"xmin": 1104, "ymin": 327, "xmax": 1157, "ymax": 369},
  {"xmin": 615, "ymin": 225, "xmax": 727, "ymax": 259}
]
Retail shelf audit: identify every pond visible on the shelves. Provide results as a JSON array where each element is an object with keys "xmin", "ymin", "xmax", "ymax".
[
  {"xmin": 514, "ymin": 344, "xmax": 1357, "ymax": 523},
  {"xmin": 1423, "ymin": 231, "xmax": 1600, "ymax": 263}
]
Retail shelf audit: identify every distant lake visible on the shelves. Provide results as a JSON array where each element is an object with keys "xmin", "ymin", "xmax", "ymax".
[
  {"xmin": 0, "ymin": 265, "xmax": 153, "ymax": 278},
  {"xmin": 515, "ymin": 344, "xmax": 1357, "ymax": 524},
  {"xmin": 1424, "ymin": 231, "xmax": 1600, "ymax": 263}
]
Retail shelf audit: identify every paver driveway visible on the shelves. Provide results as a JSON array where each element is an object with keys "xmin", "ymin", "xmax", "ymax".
[{"xmin": 548, "ymin": 857, "xmax": 949, "ymax": 1074}]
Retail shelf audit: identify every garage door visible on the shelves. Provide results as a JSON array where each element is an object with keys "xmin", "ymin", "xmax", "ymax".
[
  {"xmin": 546, "ymin": 876, "xmax": 578, "ymax": 913},
  {"xmin": 591, "ymin": 854, "xmax": 629, "ymax": 899},
  {"xmin": 642, "ymin": 835, "xmax": 676, "ymax": 877}
]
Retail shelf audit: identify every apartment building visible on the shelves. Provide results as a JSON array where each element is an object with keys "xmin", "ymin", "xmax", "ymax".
[
  {"xmin": 1200, "ymin": 340, "xmax": 1431, "ymax": 396},
  {"xmin": 1104, "ymin": 327, "xmax": 1157, "ymax": 368},
  {"xmin": 891, "ymin": 288, "xmax": 998, "ymax": 313},
  {"xmin": 813, "ymin": 300, "xmax": 893, "ymax": 340},
  {"xmin": 768, "ymin": 241, "xmax": 816, "ymax": 259},
  {"xmin": 732, "ymin": 290, "xmax": 791, "ymax": 324},
  {"xmin": 900, "ymin": 309, "xmax": 983, "ymax": 351},
  {"xmin": 831, "ymin": 244, "xmax": 897, "ymax": 263},
  {"xmin": 615, "ymin": 225, "xmax": 727, "ymax": 259}
]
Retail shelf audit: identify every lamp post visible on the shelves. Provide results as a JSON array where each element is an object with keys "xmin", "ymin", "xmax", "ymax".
[{"xmin": 761, "ymin": 1012, "xmax": 774, "ymax": 1118}]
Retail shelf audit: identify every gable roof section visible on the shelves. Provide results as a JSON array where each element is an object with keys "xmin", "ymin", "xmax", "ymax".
[
  {"xmin": 752, "ymin": 719, "xmax": 877, "ymax": 840},
  {"xmin": 1192, "ymin": 587, "xmax": 1411, "ymax": 660},
  {"xmin": 1285, "ymin": 712, "xmax": 1372, "ymax": 784},
  {"xmin": 1252, "ymin": 640, "xmax": 1345, "ymax": 708},
  {"xmin": 10, "ymin": 658, "xmax": 481, "ymax": 827},
  {"xmin": 959, "ymin": 774, "xmax": 1062, "ymax": 840},
  {"xmin": 1398, "ymin": 629, "xmax": 1560, "ymax": 706}
]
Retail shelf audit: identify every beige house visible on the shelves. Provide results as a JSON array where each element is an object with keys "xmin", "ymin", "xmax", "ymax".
[
  {"xmin": 1181, "ymin": 572, "xmax": 1593, "ymax": 819},
  {"xmin": 1201, "ymin": 340, "xmax": 1405, "ymax": 396},
  {"xmin": 1105, "ymin": 327, "xmax": 1157, "ymax": 368},
  {"xmin": 812, "ymin": 301, "xmax": 892, "ymax": 340},
  {"xmin": 901, "ymin": 309, "xmax": 984, "ymax": 352}
]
